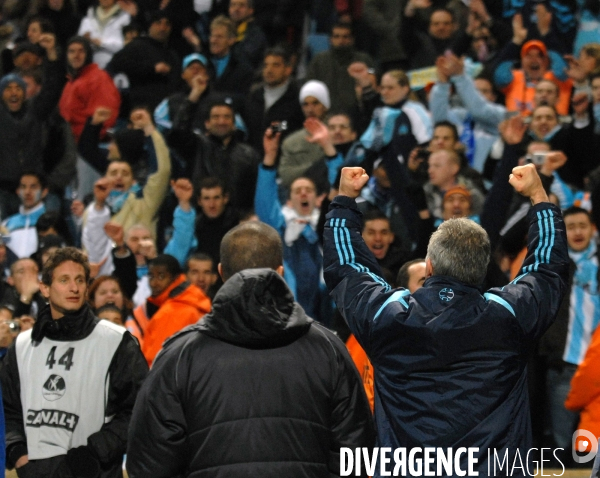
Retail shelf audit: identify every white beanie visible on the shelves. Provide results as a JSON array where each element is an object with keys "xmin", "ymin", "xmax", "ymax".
[{"xmin": 299, "ymin": 80, "xmax": 330, "ymax": 109}]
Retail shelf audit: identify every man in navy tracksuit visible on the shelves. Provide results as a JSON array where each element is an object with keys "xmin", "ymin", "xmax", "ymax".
[{"xmin": 323, "ymin": 165, "xmax": 569, "ymax": 477}]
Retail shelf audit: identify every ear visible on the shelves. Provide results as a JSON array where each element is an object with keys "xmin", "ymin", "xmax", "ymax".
[
  {"xmin": 6, "ymin": 276, "xmax": 14, "ymax": 287},
  {"xmin": 41, "ymin": 187, "xmax": 49, "ymax": 199},
  {"xmin": 228, "ymin": 36, "xmax": 236, "ymax": 47},
  {"xmin": 217, "ymin": 263, "xmax": 224, "ymax": 280},
  {"xmin": 209, "ymin": 272, "xmax": 218, "ymax": 286},
  {"xmin": 39, "ymin": 281, "xmax": 50, "ymax": 299},
  {"xmin": 276, "ymin": 265, "xmax": 284, "ymax": 277},
  {"xmin": 223, "ymin": 194, "xmax": 230, "ymax": 205},
  {"xmin": 426, "ymin": 258, "xmax": 434, "ymax": 278}
]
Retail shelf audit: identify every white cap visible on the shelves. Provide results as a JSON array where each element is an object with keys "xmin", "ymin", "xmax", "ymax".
[{"xmin": 299, "ymin": 80, "xmax": 330, "ymax": 109}]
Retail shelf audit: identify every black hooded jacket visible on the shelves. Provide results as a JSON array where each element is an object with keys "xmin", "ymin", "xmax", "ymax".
[{"xmin": 127, "ymin": 268, "xmax": 375, "ymax": 478}]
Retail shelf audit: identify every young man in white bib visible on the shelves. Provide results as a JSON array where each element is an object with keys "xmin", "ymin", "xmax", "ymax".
[{"xmin": 1, "ymin": 247, "xmax": 148, "ymax": 478}]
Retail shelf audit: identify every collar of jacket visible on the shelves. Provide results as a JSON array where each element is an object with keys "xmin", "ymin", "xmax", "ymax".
[
  {"xmin": 197, "ymin": 268, "xmax": 312, "ymax": 348},
  {"xmin": 207, "ymin": 133, "xmax": 236, "ymax": 149},
  {"xmin": 147, "ymin": 274, "xmax": 188, "ymax": 312},
  {"xmin": 423, "ymin": 275, "xmax": 484, "ymax": 294},
  {"xmin": 67, "ymin": 62, "xmax": 96, "ymax": 81},
  {"xmin": 32, "ymin": 303, "xmax": 97, "ymax": 343}
]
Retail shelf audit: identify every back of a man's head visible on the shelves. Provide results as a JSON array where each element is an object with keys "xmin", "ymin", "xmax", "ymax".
[
  {"xmin": 426, "ymin": 218, "xmax": 490, "ymax": 286},
  {"xmin": 220, "ymin": 222, "xmax": 283, "ymax": 281}
]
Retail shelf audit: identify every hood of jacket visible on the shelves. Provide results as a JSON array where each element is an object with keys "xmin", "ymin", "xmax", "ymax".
[
  {"xmin": 147, "ymin": 274, "xmax": 209, "ymax": 317},
  {"xmin": 198, "ymin": 268, "xmax": 311, "ymax": 348}
]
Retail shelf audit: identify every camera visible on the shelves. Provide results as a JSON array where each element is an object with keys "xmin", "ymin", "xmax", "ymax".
[
  {"xmin": 270, "ymin": 121, "xmax": 288, "ymax": 134},
  {"xmin": 7, "ymin": 320, "xmax": 20, "ymax": 333},
  {"xmin": 525, "ymin": 152, "xmax": 548, "ymax": 166}
]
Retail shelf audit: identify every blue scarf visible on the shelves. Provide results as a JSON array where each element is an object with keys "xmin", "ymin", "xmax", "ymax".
[{"xmin": 106, "ymin": 184, "xmax": 141, "ymax": 214}]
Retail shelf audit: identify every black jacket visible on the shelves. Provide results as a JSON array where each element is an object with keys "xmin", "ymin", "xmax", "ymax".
[
  {"xmin": 107, "ymin": 36, "xmax": 181, "ymax": 113},
  {"xmin": 170, "ymin": 99, "xmax": 260, "ymax": 216},
  {"xmin": 244, "ymin": 80, "xmax": 305, "ymax": 154},
  {"xmin": 210, "ymin": 50, "xmax": 254, "ymax": 103},
  {"xmin": 0, "ymin": 59, "xmax": 65, "ymax": 189},
  {"xmin": 127, "ymin": 268, "xmax": 375, "ymax": 478},
  {"xmin": 1, "ymin": 304, "xmax": 148, "ymax": 477}
]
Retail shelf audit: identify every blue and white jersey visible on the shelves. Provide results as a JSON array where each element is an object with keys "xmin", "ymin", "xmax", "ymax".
[
  {"xmin": 563, "ymin": 241, "xmax": 600, "ymax": 365},
  {"xmin": 360, "ymin": 100, "xmax": 432, "ymax": 152},
  {"xmin": 2, "ymin": 203, "xmax": 45, "ymax": 258}
]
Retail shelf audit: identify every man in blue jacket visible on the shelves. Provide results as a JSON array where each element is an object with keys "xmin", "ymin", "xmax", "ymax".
[{"xmin": 323, "ymin": 164, "xmax": 569, "ymax": 476}]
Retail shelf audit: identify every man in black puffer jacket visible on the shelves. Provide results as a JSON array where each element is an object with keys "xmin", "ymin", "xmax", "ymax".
[{"xmin": 127, "ymin": 221, "xmax": 375, "ymax": 478}]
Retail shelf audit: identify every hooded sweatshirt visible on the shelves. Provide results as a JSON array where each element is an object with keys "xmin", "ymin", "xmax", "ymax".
[{"xmin": 137, "ymin": 274, "xmax": 210, "ymax": 365}]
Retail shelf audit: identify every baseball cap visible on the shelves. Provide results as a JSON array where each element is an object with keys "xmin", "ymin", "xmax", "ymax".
[
  {"xmin": 521, "ymin": 40, "xmax": 548, "ymax": 58},
  {"xmin": 182, "ymin": 53, "xmax": 208, "ymax": 70}
]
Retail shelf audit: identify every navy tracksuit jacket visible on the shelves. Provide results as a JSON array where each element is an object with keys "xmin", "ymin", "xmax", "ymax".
[{"xmin": 324, "ymin": 196, "xmax": 569, "ymax": 477}]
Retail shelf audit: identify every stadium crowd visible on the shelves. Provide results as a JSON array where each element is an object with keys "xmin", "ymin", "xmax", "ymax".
[{"xmin": 0, "ymin": 0, "xmax": 599, "ymax": 474}]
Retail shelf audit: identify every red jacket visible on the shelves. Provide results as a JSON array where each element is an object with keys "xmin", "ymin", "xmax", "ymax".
[
  {"xmin": 135, "ymin": 274, "xmax": 211, "ymax": 366},
  {"xmin": 59, "ymin": 63, "xmax": 121, "ymax": 142},
  {"xmin": 565, "ymin": 325, "xmax": 600, "ymax": 449}
]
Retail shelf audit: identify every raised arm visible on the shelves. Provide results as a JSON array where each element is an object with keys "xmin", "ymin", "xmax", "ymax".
[{"xmin": 486, "ymin": 164, "xmax": 569, "ymax": 340}]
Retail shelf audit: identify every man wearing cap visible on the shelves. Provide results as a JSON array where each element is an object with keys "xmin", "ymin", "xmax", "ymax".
[
  {"xmin": 440, "ymin": 186, "xmax": 478, "ymax": 224},
  {"xmin": 11, "ymin": 42, "xmax": 44, "ymax": 74},
  {"xmin": 59, "ymin": 36, "xmax": 121, "ymax": 143},
  {"xmin": 0, "ymin": 33, "xmax": 64, "ymax": 213},
  {"xmin": 493, "ymin": 30, "xmax": 572, "ymax": 115},
  {"xmin": 107, "ymin": 11, "xmax": 181, "ymax": 113},
  {"xmin": 278, "ymin": 80, "xmax": 331, "ymax": 189},
  {"xmin": 154, "ymin": 52, "xmax": 218, "ymax": 137}
]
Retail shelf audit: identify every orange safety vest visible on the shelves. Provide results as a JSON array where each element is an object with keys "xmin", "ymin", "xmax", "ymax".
[
  {"xmin": 346, "ymin": 334, "xmax": 374, "ymax": 412},
  {"xmin": 502, "ymin": 70, "xmax": 572, "ymax": 116}
]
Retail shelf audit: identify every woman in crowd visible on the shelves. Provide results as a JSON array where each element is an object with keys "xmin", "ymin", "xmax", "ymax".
[{"xmin": 78, "ymin": 0, "xmax": 131, "ymax": 69}]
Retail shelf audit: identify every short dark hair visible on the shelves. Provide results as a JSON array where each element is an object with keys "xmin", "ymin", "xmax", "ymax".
[
  {"xmin": 41, "ymin": 247, "xmax": 90, "ymax": 286},
  {"xmin": 26, "ymin": 16, "xmax": 55, "ymax": 34},
  {"xmin": 185, "ymin": 253, "xmax": 214, "ymax": 272},
  {"xmin": 95, "ymin": 303, "xmax": 125, "ymax": 324},
  {"xmin": 148, "ymin": 254, "xmax": 182, "ymax": 278},
  {"xmin": 198, "ymin": 176, "xmax": 226, "ymax": 194},
  {"xmin": 563, "ymin": 206, "xmax": 593, "ymax": 223},
  {"xmin": 331, "ymin": 21, "xmax": 353, "ymax": 35},
  {"xmin": 431, "ymin": 7, "xmax": 455, "ymax": 22},
  {"xmin": 123, "ymin": 22, "xmax": 141, "ymax": 36},
  {"xmin": 19, "ymin": 170, "xmax": 46, "ymax": 189},
  {"xmin": 434, "ymin": 120, "xmax": 459, "ymax": 142},
  {"xmin": 362, "ymin": 209, "xmax": 390, "ymax": 231},
  {"xmin": 220, "ymin": 222, "xmax": 283, "ymax": 280},
  {"xmin": 208, "ymin": 100, "xmax": 235, "ymax": 117},
  {"xmin": 396, "ymin": 258, "xmax": 425, "ymax": 289},
  {"xmin": 326, "ymin": 110, "xmax": 355, "ymax": 131},
  {"xmin": 264, "ymin": 45, "xmax": 292, "ymax": 65}
]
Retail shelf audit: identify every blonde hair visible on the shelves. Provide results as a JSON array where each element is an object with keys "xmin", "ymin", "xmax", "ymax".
[
  {"xmin": 210, "ymin": 15, "xmax": 236, "ymax": 38},
  {"xmin": 383, "ymin": 69, "xmax": 419, "ymax": 101}
]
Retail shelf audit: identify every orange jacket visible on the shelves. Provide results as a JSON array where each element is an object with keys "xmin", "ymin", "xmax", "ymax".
[
  {"xmin": 565, "ymin": 325, "xmax": 600, "ymax": 449},
  {"xmin": 346, "ymin": 334, "xmax": 374, "ymax": 412},
  {"xmin": 502, "ymin": 70, "xmax": 572, "ymax": 116},
  {"xmin": 134, "ymin": 274, "xmax": 211, "ymax": 366}
]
